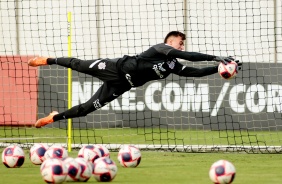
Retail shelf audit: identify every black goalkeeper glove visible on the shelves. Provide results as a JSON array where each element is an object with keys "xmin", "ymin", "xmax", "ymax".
[
  {"xmin": 213, "ymin": 56, "xmax": 234, "ymax": 65},
  {"xmin": 235, "ymin": 60, "xmax": 242, "ymax": 71}
]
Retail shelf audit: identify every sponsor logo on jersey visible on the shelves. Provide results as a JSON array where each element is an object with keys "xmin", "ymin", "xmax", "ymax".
[
  {"xmin": 152, "ymin": 62, "xmax": 166, "ymax": 78},
  {"xmin": 125, "ymin": 74, "xmax": 134, "ymax": 86}
]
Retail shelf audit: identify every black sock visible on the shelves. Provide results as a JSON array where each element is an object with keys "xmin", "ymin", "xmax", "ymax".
[
  {"xmin": 47, "ymin": 58, "xmax": 57, "ymax": 65},
  {"xmin": 53, "ymin": 113, "xmax": 65, "ymax": 122}
]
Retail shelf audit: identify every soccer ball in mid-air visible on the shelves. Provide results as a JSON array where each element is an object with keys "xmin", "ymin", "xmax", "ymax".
[
  {"xmin": 29, "ymin": 143, "xmax": 49, "ymax": 165},
  {"xmin": 63, "ymin": 157, "xmax": 82, "ymax": 182},
  {"xmin": 209, "ymin": 159, "xmax": 236, "ymax": 184},
  {"xmin": 40, "ymin": 158, "xmax": 67, "ymax": 184},
  {"xmin": 218, "ymin": 61, "xmax": 238, "ymax": 79},
  {"xmin": 2, "ymin": 145, "xmax": 25, "ymax": 168},
  {"xmin": 74, "ymin": 157, "xmax": 93, "ymax": 182},
  {"xmin": 94, "ymin": 144, "xmax": 110, "ymax": 158},
  {"xmin": 78, "ymin": 145, "xmax": 101, "ymax": 163},
  {"xmin": 117, "ymin": 145, "xmax": 141, "ymax": 167},
  {"xmin": 93, "ymin": 157, "xmax": 118, "ymax": 182},
  {"xmin": 44, "ymin": 145, "xmax": 68, "ymax": 160}
]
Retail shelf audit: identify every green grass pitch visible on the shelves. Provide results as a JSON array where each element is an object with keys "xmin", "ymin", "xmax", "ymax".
[
  {"xmin": 2, "ymin": 127, "xmax": 282, "ymax": 146},
  {"xmin": 0, "ymin": 149, "xmax": 281, "ymax": 184}
]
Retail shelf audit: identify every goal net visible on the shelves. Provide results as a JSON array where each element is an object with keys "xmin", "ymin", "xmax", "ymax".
[{"xmin": 1, "ymin": 0, "xmax": 282, "ymax": 153}]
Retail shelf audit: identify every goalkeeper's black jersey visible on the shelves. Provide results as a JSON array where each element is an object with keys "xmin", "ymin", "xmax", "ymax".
[{"xmin": 117, "ymin": 43, "xmax": 216, "ymax": 87}]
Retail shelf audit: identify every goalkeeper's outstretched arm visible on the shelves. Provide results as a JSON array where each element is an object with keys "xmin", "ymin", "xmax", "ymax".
[
  {"xmin": 177, "ymin": 60, "xmax": 242, "ymax": 78},
  {"xmin": 167, "ymin": 49, "xmax": 235, "ymax": 65},
  {"xmin": 178, "ymin": 66, "xmax": 218, "ymax": 77}
]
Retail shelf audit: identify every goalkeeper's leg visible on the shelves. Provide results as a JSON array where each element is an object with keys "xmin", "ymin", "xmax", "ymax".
[
  {"xmin": 28, "ymin": 57, "xmax": 119, "ymax": 81},
  {"xmin": 34, "ymin": 82, "xmax": 131, "ymax": 128}
]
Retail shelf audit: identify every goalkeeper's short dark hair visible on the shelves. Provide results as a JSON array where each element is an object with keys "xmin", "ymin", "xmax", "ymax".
[{"xmin": 164, "ymin": 31, "xmax": 186, "ymax": 43}]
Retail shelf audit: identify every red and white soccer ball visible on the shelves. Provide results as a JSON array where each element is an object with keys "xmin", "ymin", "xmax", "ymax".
[
  {"xmin": 78, "ymin": 145, "xmax": 101, "ymax": 163},
  {"xmin": 74, "ymin": 157, "xmax": 93, "ymax": 182},
  {"xmin": 94, "ymin": 144, "xmax": 110, "ymax": 158},
  {"xmin": 209, "ymin": 159, "xmax": 236, "ymax": 184},
  {"xmin": 117, "ymin": 145, "xmax": 141, "ymax": 168},
  {"xmin": 218, "ymin": 61, "xmax": 238, "ymax": 79},
  {"xmin": 63, "ymin": 157, "xmax": 81, "ymax": 182},
  {"xmin": 93, "ymin": 157, "xmax": 118, "ymax": 182},
  {"xmin": 40, "ymin": 158, "xmax": 67, "ymax": 184},
  {"xmin": 44, "ymin": 145, "xmax": 68, "ymax": 160},
  {"xmin": 2, "ymin": 145, "xmax": 25, "ymax": 168},
  {"xmin": 29, "ymin": 143, "xmax": 49, "ymax": 165}
]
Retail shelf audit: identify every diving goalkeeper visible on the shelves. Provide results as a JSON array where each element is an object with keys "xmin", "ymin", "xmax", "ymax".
[{"xmin": 28, "ymin": 31, "xmax": 241, "ymax": 128}]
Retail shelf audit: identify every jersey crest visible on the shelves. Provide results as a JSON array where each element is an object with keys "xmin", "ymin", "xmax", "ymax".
[{"xmin": 98, "ymin": 62, "xmax": 106, "ymax": 69}]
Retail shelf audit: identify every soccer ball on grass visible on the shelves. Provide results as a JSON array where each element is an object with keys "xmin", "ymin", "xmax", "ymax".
[
  {"xmin": 78, "ymin": 145, "xmax": 101, "ymax": 163},
  {"xmin": 40, "ymin": 158, "xmax": 67, "ymax": 184},
  {"xmin": 94, "ymin": 144, "xmax": 110, "ymax": 158},
  {"xmin": 63, "ymin": 157, "xmax": 82, "ymax": 182},
  {"xmin": 44, "ymin": 145, "xmax": 68, "ymax": 160},
  {"xmin": 74, "ymin": 157, "xmax": 93, "ymax": 182},
  {"xmin": 2, "ymin": 145, "xmax": 25, "ymax": 168},
  {"xmin": 209, "ymin": 159, "xmax": 236, "ymax": 184},
  {"xmin": 117, "ymin": 145, "xmax": 141, "ymax": 168},
  {"xmin": 29, "ymin": 143, "xmax": 49, "ymax": 165},
  {"xmin": 93, "ymin": 157, "xmax": 118, "ymax": 182}
]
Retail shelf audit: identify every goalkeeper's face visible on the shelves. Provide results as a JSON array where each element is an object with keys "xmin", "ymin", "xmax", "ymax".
[{"xmin": 167, "ymin": 36, "xmax": 185, "ymax": 51}]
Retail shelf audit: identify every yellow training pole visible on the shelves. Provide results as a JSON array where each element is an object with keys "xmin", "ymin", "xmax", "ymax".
[{"xmin": 67, "ymin": 12, "xmax": 72, "ymax": 152}]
